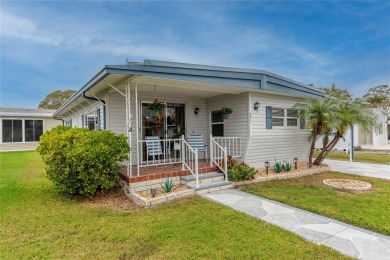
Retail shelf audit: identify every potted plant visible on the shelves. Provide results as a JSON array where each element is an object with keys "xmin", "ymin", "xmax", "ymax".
[
  {"xmin": 221, "ymin": 107, "xmax": 233, "ymax": 119},
  {"xmin": 148, "ymin": 98, "xmax": 164, "ymax": 116}
]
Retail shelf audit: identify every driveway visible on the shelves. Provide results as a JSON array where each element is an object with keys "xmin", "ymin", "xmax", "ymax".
[{"xmin": 324, "ymin": 159, "xmax": 390, "ymax": 180}]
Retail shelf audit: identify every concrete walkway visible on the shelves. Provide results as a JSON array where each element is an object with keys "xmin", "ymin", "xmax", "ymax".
[
  {"xmin": 202, "ymin": 189, "xmax": 390, "ymax": 259},
  {"xmin": 324, "ymin": 159, "xmax": 390, "ymax": 180}
]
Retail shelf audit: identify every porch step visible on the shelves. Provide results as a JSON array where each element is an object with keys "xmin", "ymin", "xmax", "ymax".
[
  {"xmin": 187, "ymin": 181, "xmax": 234, "ymax": 194},
  {"xmin": 180, "ymin": 172, "xmax": 224, "ymax": 182}
]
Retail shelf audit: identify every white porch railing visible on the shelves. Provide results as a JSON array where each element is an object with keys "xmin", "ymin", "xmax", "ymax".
[
  {"xmin": 210, "ymin": 135, "xmax": 228, "ymax": 182},
  {"xmin": 137, "ymin": 138, "xmax": 183, "ymax": 167},
  {"xmin": 182, "ymin": 137, "xmax": 199, "ymax": 187},
  {"xmin": 212, "ymin": 137, "xmax": 242, "ymax": 158}
]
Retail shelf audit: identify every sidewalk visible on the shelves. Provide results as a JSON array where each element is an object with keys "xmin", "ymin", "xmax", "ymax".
[
  {"xmin": 324, "ymin": 159, "xmax": 390, "ymax": 180},
  {"xmin": 202, "ymin": 189, "xmax": 390, "ymax": 260}
]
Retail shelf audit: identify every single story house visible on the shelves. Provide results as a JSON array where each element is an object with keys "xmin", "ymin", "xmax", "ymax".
[
  {"xmin": 0, "ymin": 108, "xmax": 61, "ymax": 151},
  {"xmin": 54, "ymin": 60, "xmax": 325, "ymax": 182},
  {"xmin": 315, "ymin": 109, "xmax": 388, "ymax": 150}
]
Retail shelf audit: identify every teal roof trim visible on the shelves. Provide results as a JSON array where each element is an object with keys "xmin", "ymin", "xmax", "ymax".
[{"xmin": 54, "ymin": 60, "xmax": 325, "ymax": 116}]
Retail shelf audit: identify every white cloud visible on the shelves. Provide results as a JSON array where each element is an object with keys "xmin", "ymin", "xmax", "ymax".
[{"xmin": 1, "ymin": 9, "xmax": 64, "ymax": 45}]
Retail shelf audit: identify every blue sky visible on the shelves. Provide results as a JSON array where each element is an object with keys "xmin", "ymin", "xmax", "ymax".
[{"xmin": 1, "ymin": 1, "xmax": 389, "ymax": 108}]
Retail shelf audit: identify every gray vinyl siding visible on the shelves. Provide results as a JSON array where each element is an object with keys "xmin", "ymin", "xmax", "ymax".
[
  {"xmin": 246, "ymin": 92, "xmax": 310, "ymax": 167},
  {"xmin": 62, "ymin": 92, "xmax": 105, "ymax": 130},
  {"xmin": 206, "ymin": 93, "xmax": 249, "ymax": 160}
]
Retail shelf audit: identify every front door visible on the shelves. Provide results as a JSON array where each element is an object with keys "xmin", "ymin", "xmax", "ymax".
[
  {"xmin": 140, "ymin": 102, "xmax": 185, "ymax": 162},
  {"xmin": 141, "ymin": 102, "xmax": 185, "ymax": 140}
]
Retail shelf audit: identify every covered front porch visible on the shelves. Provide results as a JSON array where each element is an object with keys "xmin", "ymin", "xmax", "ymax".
[{"xmin": 108, "ymin": 75, "xmax": 247, "ymax": 185}]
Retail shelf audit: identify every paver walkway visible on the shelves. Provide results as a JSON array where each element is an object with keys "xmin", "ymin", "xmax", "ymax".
[
  {"xmin": 324, "ymin": 159, "xmax": 390, "ymax": 180},
  {"xmin": 202, "ymin": 189, "xmax": 390, "ymax": 260}
]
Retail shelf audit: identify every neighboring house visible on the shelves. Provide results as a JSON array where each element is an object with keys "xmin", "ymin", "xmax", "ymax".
[
  {"xmin": 53, "ymin": 60, "xmax": 325, "ymax": 178},
  {"xmin": 315, "ymin": 109, "xmax": 388, "ymax": 150},
  {"xmin": 0, "ymin": 108, "xmax": 61, "ymax": 151}
]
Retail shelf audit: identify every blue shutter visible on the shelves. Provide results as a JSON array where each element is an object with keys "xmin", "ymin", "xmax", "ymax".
[
  {"xmin": 266, "ymin": 106, "xmax": 272, "ymax": 129},
  {"xmin": 81, "ymin": 115, "xmax": 84, "ymax": 128},
  {"xmin": 103, "ymin": 106, "xmax": 106, "ymax": 130},
  {"xmin": 97, "ymin": 109, "xmax": 101, "ymax": 129}
]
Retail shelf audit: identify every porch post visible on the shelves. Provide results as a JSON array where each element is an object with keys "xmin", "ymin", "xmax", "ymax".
[
  {"xmin": 209, "ymin": 134, "xmax": 213, "ymax": 167},
  {"xmin": 126, "ymin": 80, "xmax": 132, "ymax": 177},
  {"xmin": 181, "ymin": 135, "xmax": 185, "ymax": 170},
  {"xmin": 224, "ymin": 146, "xmax": 228, "ymax": 182},
  {"xmin": 135, "ymin": 83, "xmax": 140, "ymax": 176}
]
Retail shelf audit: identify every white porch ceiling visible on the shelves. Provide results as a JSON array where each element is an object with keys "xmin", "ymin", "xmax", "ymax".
[{"xmin": 132, "ymin": 76, "xmax": 247, "ymax": 98}]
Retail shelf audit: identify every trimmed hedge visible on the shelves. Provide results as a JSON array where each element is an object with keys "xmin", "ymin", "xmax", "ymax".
[{"xmin": 37, "ymin": 126, "xmax": 130, "ymax": 196}]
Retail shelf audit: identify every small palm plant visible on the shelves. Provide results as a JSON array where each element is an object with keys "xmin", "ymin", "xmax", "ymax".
[{"xmin": 160, "ymin": 178, "xmax": 173, "ymax": 193}]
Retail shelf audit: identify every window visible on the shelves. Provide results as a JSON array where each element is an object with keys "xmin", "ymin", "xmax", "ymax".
[
  {"xmin": 272, "ymin": 108, "xmax": 284, "ymax": 127},
  {"xmin": 286, "ymin": 109, "xmax": 298, "ymax": 126},
  {"xmin": 2, "ymin": 120, "xmax": 23, "ymax": 142},
  {"xmin": 84, "ymin": 111, "xmax": 98, "ymax": 130},
  {"xmin": 379, "ymin": 123, "xmax": 383, "ymax": 135},
  {"xmin": 271, "ymin": 108, "xmax": 299, "ymax": 127},
  {"xmin": 25, "ymin": 120, "xmax": 43, "ymax": 142},
  {"xmin": 211, "ymin": 111, "xmax": 224, "ymax": 136}
]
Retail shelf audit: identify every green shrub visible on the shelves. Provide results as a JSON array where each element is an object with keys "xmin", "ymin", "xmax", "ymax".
[
  {"xmin": 228, "ymin": 164, "xmax": 257, "ymax": 181},
  {"xmin": 37, "ymin": 126, "xmax": 130, "ymax": 196}
]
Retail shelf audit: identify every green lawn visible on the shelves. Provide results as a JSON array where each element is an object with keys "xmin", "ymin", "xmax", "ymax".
[
  {"xmin": 314, "ymin": 151, "xmax": 390, "ymax": 164},
  {"xmin": 0, "ymin": 151, "xmax": 349, "ymax": 259},
  {"xmin": 243, "ymin": 172, "xmax": 390, "ymax": 236}
]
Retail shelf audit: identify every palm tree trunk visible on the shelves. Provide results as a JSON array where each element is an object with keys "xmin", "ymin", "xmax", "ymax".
[
  {"xmin": 314, "ymin": 136, "xmax": 341, "ymax": 166},
  {"xmin": 313, "ymin": 137, "xmax": 335, "ymax": 165},
  {"xmin": 308, "ymin": 132, "xmax": 318, "ymax": 164}
]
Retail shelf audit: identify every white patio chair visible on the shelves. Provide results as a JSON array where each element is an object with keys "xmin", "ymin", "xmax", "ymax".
[
  {"xmin": 187, "ymin": 134, "xmax": 208, "ymax": 161},
  {"xmin": 145, "ymin": 136, "xmax": 171, "ymax": 163}
]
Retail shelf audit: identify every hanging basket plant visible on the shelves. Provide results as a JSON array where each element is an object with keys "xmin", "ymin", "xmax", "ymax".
[
  {"xmin": 148, "ymin": 98, "xmax": 165, "ymax": 116},
  {"xmin": 221, "ymin": 107, "xmax": 233, "ymax": 119}
]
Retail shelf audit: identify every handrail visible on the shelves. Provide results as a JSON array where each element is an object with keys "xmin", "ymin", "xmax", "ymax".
[
  {"xmin": 212, "ymin": 137, "xmax": 242, "ymax": 158},
  {"xmin": 210, "ymin": 135, "xmax": 228, "ymax": 182},
  {"xmin": 181, "ymin": 135, "xmax": 199, "ymax": 187}
]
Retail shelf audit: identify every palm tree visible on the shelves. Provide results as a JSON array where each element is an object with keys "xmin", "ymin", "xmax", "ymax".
[
  {"xmin": 296, "ymin": 98, "xmax": 338, "ymax": 165},
  {"xmin": 313, "ymin": 100, "xmax": 378, "ymax": 165}
]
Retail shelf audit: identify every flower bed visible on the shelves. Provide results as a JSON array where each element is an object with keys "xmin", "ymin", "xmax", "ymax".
[
  {"xmin": 129, "ymin": 184, "xmax": 194, "ymax": 208},
  {"xmin": 234, "ymin": 163, "xmax": 330, "ymax": 186}
]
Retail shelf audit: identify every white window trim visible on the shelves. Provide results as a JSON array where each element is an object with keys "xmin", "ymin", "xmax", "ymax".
[
  {"xmin": 210, "ymin": 110, "xmax": 225, "ymax": 137},
  {"xmin": 271, "ymin": 108, "xmax": 300, "ymax": 129}
]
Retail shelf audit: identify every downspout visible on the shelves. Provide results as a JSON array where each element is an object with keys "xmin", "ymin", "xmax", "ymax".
[
  {"xmin": 82, "ymin": 91, "xmax": 106, "ymax": 104},
  {"xmin": 82, "ymin": 91, "xmax": 106, "ymax": 129}
]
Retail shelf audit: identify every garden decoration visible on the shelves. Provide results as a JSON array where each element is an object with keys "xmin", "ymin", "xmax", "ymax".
[
  {"xmin": 148, "ymin": 98, "xmax": 165, "ymax": 116},
  {"xmin": 264, "ymin": 161, "xmax": 270, "ymax": 175},
  {"xmin": 221, "ymin": 107, "xmax": 233, "ymax": 119},
  {"xmin": 293, "ymin": 157, "xmax": 298, "ymax": 170}
]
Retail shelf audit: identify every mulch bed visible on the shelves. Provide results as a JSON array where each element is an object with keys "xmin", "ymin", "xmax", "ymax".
[
  {"xmin": 323, "ymin": 179, "xmax": 372, "ymax": 191},
  {"xmin": 255, "ymin": 162, "xmax": 327, "ymax": 177},
  {"xmin": 81, "ymin": 187, "xmax": 140, "ymax": 211},
  {"xmin": 138, "ymin": 184, "xmax": 189, "ymax": 200}
]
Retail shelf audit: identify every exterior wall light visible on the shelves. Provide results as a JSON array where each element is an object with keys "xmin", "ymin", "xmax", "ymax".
[
  {"xmin": 264, "ymin": 161, "xmax": 270, "ymax": 175},
  {"xmin": 194, "ymin": 107, "xmax": 200, "ymax": 116},
  {"xmin": 293, "ymin": 157, "xmax": 298, "ymax": 170},
  {"xmin": 254, "ymin": 101, "xmax": 260, "ymax": 112}
]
